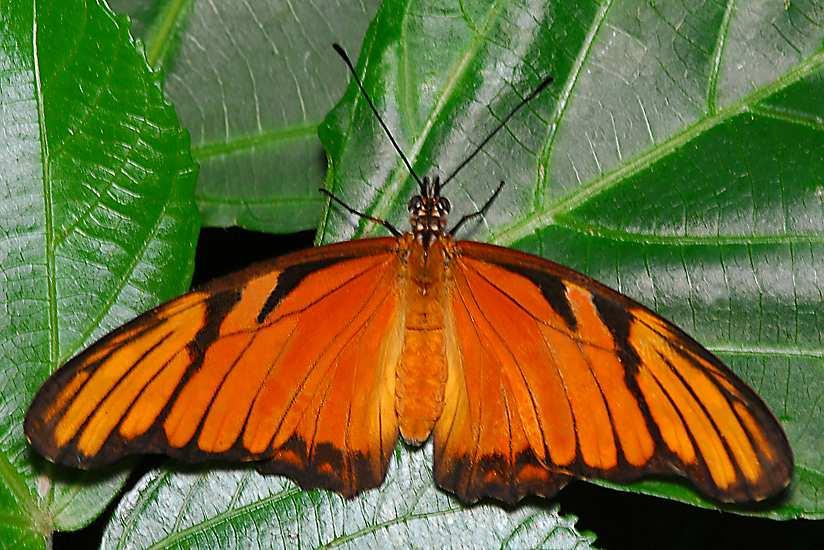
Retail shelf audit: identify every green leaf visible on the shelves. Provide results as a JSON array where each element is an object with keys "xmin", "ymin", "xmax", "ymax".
[
  {"xmin": 0, "ymin": 0, "xmax": 198, "ymax": 545},
  {"xmin": 101, "ymin": 444, "xmax": 595, "ymax": 549},
  {"xmin": 318, "ymin": 0, "xmax": 824, "ymax": 519},
  {"xmin": 108, "ymin": 0, "xmax": 381, "ymax": 233}
]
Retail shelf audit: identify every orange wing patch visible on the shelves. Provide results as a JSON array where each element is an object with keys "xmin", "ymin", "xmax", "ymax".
[
  {"xmin": 435, "ymin": 262, "xmax": 570, "ymax": 503},
  {"xmin": 25, "ymin": 231, "xmax": 792, "ymax": 505},
  {"xmin": 25, "ymin": 238, "xmax": 403, "ymax": 496},
  {"xmin": 438, "ymin": 241, "xmax": 792, "ymax": 504}
]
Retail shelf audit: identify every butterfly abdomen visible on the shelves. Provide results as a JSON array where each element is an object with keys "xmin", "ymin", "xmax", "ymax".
[
  {"xmin": 396, "ymin": 308, "xmax": 447, "ymax": 444},
  {"xmin": 396, "ymin": 239, "xmax": 449, "ymax": 444}
]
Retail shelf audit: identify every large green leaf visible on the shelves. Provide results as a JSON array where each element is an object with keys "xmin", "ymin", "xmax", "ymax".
[
  {"xmin": 109, "ymin": 0, "xmax": 381, "ymax": 233},
  {"xmin": 101, "ymin": 444, "xmax": 594, "ymax": 548},
  {"xmin": 317, "ymin": 0, "xmax": 823, "ymax": 519},
  {"xmin": 0, "ymin": 0, "xmax": 198, "ymax": 546},
  {"xmin": 96, "ymin": 1, "xmax": 823, "ymax": 541}
]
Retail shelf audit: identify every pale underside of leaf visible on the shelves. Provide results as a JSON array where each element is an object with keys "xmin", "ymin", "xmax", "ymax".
[{"xmin": 101, "ymin": 444, "xmax": 595, "ymax": 550}]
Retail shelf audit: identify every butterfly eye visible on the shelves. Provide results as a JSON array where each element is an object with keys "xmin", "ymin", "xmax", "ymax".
[
  {"xmin": 438, "ymin": 197, "xmax": 451, "ymax": 213},
  {"xmin": 408, "ymin": 197, "xmax": 423, "ymax": 213}
]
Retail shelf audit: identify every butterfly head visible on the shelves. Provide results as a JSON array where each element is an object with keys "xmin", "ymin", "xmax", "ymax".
[{"xmin": 408, "ymin": 175, "xmax": 451, "ymax": 247}]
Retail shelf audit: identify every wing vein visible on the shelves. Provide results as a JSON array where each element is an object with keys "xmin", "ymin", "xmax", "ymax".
[
  {"xmin": 500, "ymin": 380, "xmax": 514, "ymax": 487},
  {"xmin": 570, "ymin": 327, "xmax": 622, "ymax": 470},
  {"xmin": 192, "ymin": 330, "xmax": 265, "ymax": 450},
  {"xmin": 454, "ymin": 272, "xmax": 554, "ymax": 467},
  {"xmin": 642, "ymin": 353, "xmax": 714, "ymax": 481},
  {"xmin": 343, "ymin": 336, "xmax": 359, "ymax": 492},
  {"xmin": 461, "ymin": 260, "xmax": 572, "ymax": 333},
  {"xmin": 449, "ymin": 281, "xmax": 486, "ymax": 497},
  {"xmin": 461, "ymin": 259, "xmax": 624, "ymax": 356},
  {"xmin": 243, "ymin": 258, "xmax": 389, "ymax": 333},
  {"xmin": 70, "ymin": 328, "xmax": 179, "ymax": 452},
  {"xmin": 533, "ymin": 316, "xmax": 580, "ymax": 468},
  {"xmin": 262, "ymin": 269, "xmax": 393, "ymax": 453},
  {"xmin": 306, "ymin": 360, "xmax": 340, "ymax": 467},
  {"xmin": 62, "ymin": 322, "xmax": 178, "ymax": 426},
  {"xmin": 294, "ymin": 289, "xmax": 394, "ymax": 479},
  {"xmin": 656, "ymin": 350, "xmax": 747, "ymax": 491},
  {"xmin": 233, "ymin": 320, "xmax": 303, "ymax": 452},
  {"xmin": 461, "ymin": 267, "xmax": 580, "ymax": 468}
]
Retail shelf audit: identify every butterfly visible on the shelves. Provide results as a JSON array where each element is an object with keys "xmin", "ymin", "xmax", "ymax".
[{"xmin": 24, "ymin": 45, "xmax": 793, "ymax": 506}]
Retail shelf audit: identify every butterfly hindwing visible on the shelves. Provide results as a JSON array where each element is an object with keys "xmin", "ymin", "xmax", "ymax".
[
  {"xmin": 25, "ymin": 238, "xmax": 403, "ymax": 496},
  {"xmin": 435, "ymin": 241, "xmax": 792, "ymax": 504}
]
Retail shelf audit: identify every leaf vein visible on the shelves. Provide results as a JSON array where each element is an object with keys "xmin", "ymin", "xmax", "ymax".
[
  {"xmin": 492, "ymin": 49, "xmax": 824, "ymax": 246},
  {"xmin": 355, "ymin": 0, "xmax": 510, "ymax": 236},
  {"xmin": 534, "ymin": 0, "xmax": 614, "ymax": 209},
  {"xmin": 707, "ymin": 0, "xmax": 736, "ymax": 114}
]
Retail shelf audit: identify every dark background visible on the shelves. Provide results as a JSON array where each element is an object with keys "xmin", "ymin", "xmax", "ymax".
[{"xmin": 54, "ymin": 227, "xmax": 823, "ymax": 549}]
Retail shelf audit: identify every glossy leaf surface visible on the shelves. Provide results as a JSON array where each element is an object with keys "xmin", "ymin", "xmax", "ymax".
[
  {"xmin": 110, "ymin": 0, "xmax": 381, "ymax": 232},
  {"xmin": 101, "ymin": 444, "xmax": 594, "ymax": 549},
  {"xmin": 0, "ymin": 0, "xmax": 198, "ymax": 546}
]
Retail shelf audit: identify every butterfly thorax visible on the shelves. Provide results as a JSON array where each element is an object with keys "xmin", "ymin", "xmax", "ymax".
[{"xmin": 407, "ymin": 175, "xmax": 451, "ymax": 249}]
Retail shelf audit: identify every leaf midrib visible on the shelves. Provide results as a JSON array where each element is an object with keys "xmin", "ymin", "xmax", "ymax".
[
  {"xmin": 534, "ymin": 0, "xmax": 614, "ymax": 209},
  {"xmin": 190, "ymin": 122, "xmax": 320, "ymax": 161},
  {"xmin": 14, "ymin": 0, "xmax": 58, "ymax": 532},
  {"xmin": 143, "ymin": 486, "xmax": 303, "ymax": 549},
  {"xmin": 552, "ymin": 217, "xmax": 824, "ymax": 246},
  {"xmin": 711, "ymin": 344, "xmax": 824, "ymax": 360},
  {"xmin": 705, "ymin": 0, "xmax": 736, "ymax": 114},
  {"xmin": 32, "ymin": 0, "xmax": 57, "ymax": 383},
  {"xmin": 0, "ymin": 453, "xmax": 49, "ymax": 537},
  {"xmin": 321, "ymin": 507, "xmax": 462, "ymax": 548},
  {"xmin": 491, "ymin": 48, "xmax": 824, "ymax": 246},
  {"xmin": 143, "ymin": 0, "xmax": 192, "ymax": 70}
]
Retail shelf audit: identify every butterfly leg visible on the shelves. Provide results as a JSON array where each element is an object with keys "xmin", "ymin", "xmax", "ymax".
[
  {"xmin": 320, "ymin": 188, "xmax": 402, "ymax": 236},
  {"xmin": 448, "ymin": 181, "xmax": 505, "ymax": 237}
]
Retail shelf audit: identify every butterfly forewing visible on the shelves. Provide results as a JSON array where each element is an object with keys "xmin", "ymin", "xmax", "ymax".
[
  {"xmin": 433, "ymin": 241, "xmax": 792, "ymax": 504},
  {"xmin": 25, "ymin": 238, "xmax": 404, "ymax": 496}
]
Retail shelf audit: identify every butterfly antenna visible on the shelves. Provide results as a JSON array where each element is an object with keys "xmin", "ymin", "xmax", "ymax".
[
  {"xmin": 333, "ymin": 44, "xmax": 424, "ymax": 190},
  {"xmin": 440, "ymin": 74, "xmax": 554, "ymax": 189},
  {"xmin": 319, "ymin": 188, "xmax": 402, "ymax": 237}
]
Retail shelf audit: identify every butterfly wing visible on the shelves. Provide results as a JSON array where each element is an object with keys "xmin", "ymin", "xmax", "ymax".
[
  {"xmin": 434, "ymin": 240, "xmax": 792, "ymax": 504},
  {"xmin": 25, "ymin": 238, "xmax": 403, "ymax": 496}
]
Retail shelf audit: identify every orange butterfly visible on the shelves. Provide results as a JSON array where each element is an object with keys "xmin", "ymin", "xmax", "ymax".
[{"xmin": 25, "ymin": 45, "xmax": 792, "ymax": 505}]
